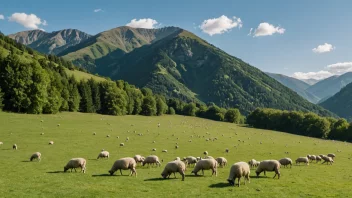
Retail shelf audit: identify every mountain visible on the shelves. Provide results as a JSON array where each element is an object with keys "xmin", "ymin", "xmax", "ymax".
[
  {"xmin": 307, "ymin": 72, "xmax": 352, "ymax": 101},
  {"xmin": 8, "ymin": 29, "xmax": 91, "ymax": 55},
  {"xmin": 320, "ymin": 82, "xmax": 352, "ymax": 120},
  {"xmin": 82, "ymin": 27, "xmax": 333, "ymax": 116},
  {"xmin": 301, "ymin": 78, "xmax": 320, "ymax": 85},
  {"xmin": 58, "ymin": 26, "xmax": 180, "ymax": 71},
  {"xmin": 265, "ymin": 72, "xmax": 319, "ymax": 103}
]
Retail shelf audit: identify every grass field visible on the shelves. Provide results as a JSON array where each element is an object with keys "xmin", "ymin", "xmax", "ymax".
[
  {"xmin": 0, "ymin": 111, "xmax": 351, "ymax": 197},
  {"xmin": 65, "ymin": 68, "xmax": 107, "ymax": 82}
]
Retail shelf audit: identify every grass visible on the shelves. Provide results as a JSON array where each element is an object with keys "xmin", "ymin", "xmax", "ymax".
[
  {"xmin": 0, "ymin": 111, "xmax": 351, "ymax": 197},
  {"xmin": 64, "ymin": 68, "xmax": 106, "ymax": 82}
]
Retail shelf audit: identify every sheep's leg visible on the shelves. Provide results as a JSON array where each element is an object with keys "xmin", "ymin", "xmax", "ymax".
[
  {"xmin": 237, "ymin": 178, "xmax": 240, "ymax": 187},
  {"xmin": 120, "ymin": 169, "xmax": 123, "ymax": 175},
  {"xmin": 273, "ymin": 173, "xmax": 277, "ymax": 178},
  {"xmin": 264, "ymin": 171, "xmax": 266, "ymax": 176},
  {"xmin": 180, "ymin": 171, "xmax": 185, "ymax": 181},
  {"xmin": 173, "ymin": 172, "xmax": 176, "ymax": 178},
  {"xmin": 247, "ymin": 175, "xmax": 250, "ymax": 183},
  {"xmin": 202, "ymin": 169, "xmax": 204, "ymax": 176}
]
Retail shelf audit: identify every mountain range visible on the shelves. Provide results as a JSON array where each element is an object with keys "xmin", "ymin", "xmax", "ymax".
[{"xmin": 7, "ymin": 27, "xmax": 336, "ymax": 116}]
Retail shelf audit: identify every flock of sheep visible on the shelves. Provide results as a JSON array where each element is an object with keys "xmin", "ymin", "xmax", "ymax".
[{"xmin": 1, "ymin": 120, "xmax": 338, "ymax": 188}]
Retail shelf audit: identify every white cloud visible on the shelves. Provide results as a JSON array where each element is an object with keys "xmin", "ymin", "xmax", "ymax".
[
  {"xmin": 126, "ymin": 18, "xmax": 158, "ymax": 29},
  {"xmin": 199, "ymin": 15, "xmax": 243, "ymax": 36},
  {"xmin": 94, "ymin": 9, "xmax": 103, "ymax": 13},
  {"xmin": 0, "ymin": 15, "xmax": 4, "ymax": 20},
  {"xmin": 292, "ymin": 62, "xmax": 352, "ymax": 80},
  {"xmin": 251, "ymin": 22, "xmax": 285, "ymax": 37},
  {"xmin": 312, "ymin": 43, "xmax": 335, "ymax": 53},
  {"xmin": 248, "ymin": 28, "xmax": 253, "ymax": 36},
  {"xmin": 8, "ymin": 13, "xmax": 47, "ymax": 29}
]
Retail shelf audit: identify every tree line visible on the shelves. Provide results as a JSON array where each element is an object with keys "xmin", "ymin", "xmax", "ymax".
[{"xmin": 247, "ymin": 108, "xmax": 352, "ymax": 142}]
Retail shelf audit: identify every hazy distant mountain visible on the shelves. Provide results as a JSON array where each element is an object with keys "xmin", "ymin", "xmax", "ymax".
[
  {"xmin": 8, "ymin": 29, "xmax": 91, "ymax": 55},
  {"xmin": 266, "ymin": 72, "xmax": 320, "ymax": 103},
  {"xmin": 301, "ymin": 78, "xmax": 320, "ymax": 85},
  {"xmin": 307, "ymin": 72, "xmax": 352, "ymax": 100}
]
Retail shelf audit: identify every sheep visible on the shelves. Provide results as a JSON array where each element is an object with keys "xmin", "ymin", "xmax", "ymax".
[
  {"xmin": 126, "ymin": 137, "xmax": 129, "ymax": 141},
  {"xmin": 308, "ymin": 155, "xmax": 316, "ymax": 162},
  {"xmin": 183, "ymin": 156, "xmax": 197, "ymax": 167},
  {"xmin": 152, "ymin": 148, "xmax": 156, "ymax": 151},
  {"xmin": 319, "ymin": 154, "xmax": 326, "ymax": 158},
  {"xmin": 117, "ymin": 136, "xmax": 119, "ymax": 139},
  {"xmin": 162, "ymin": 150, "xmax": 168, "ymax": 153},
  {"xmin": 106, "ymin": 135, "xmax": 110, "ymax": 138},
  {"xmin": 216, "ymin": 157, "xmax": 228, "ymax": 167},
  {"xmin": 161, "ymin": 160, "xmax": 186, "ymax": 181},
  {"xmin": 142, "ymin": 155, "xmax": 161, "ymax": 167},
  {"xmin": 316, "ymin": 156, "xmax": 322, "ymax": 162},
  {"xmin": 225, "ymin": 148, "xmax": 229, "ymax": 153},
  {"xmin": 41, "ymin": 133, "xmax": 44, "ymax": 135},
  {"xmin": 203, "ymin": 151, "xmax": 208, "ymax": 155},
  {"xmin": 64, "ymin": 158, "xmax": 86, "ymax": 173},
  {"xmin": 255, "ymin": 160, "xmax": 281, "ymax": 179},
  {"xmin": 196, "ymin": 157, "xmax": 202, "ymax": 161},
  {"xmin": 120, "ymin": 143, "xmax": 124, "ymax": 146},
  {"xmin": 57, "ymin": 124, "xmax": 60, "ymax": 127},
  {"xmin": 13, "ymin": 144, "xmax": 17, "ymax": 150},
  {"xmin": 134, "ymin": 155, "xmax": 145, "ymax": 165},
  {"xmin": 191, "ymin": 158, "xmax": 218, "ymax": 176},
  {"xmin": 327, "ymin": 153, "xmax": 336, "ymax": 159},
  {"xmin": 175, "ymin": 145, "xmax": 179, "ymax": 149},
  {"xmin": 248, "ymin": 159, "xmax": 259, "ymax": 168},
  {"xmin": 97, "ymin": 151, "xmax": 109, "ymax": 159},
  {"xmin": 278, "ymin": 158, "xmax": 292, "ymax": 168},
  {"xmin": 30, "ymin": 152, "xmax": 41, "ymax": 162},
  {"xmin": 93, "ymin": 132, "xmax": 96, "ymax": 135},
  {"xmin": 205, "ymin": 156, "xmax": 214, "ymax": 159},
  {"xmin": 0, "ymin": 142, "xmax": 3, "ymax": 145},
  {"xmin": 49, "ymin": 141, "xmax": 54, "ymax": 145},
  {"xmin": 321, "ymin": 156, "xmax": 334, "ymax": 165},
  {"xmin": 296, "ymin": 157, "xmax": 309, "ymax": 165},
  {"xmin": 227, "ymin": 162, "xmax": 250, "ymax": 187},
  {"xmin": 175, "ymin": 157, "xmax": 181, "ymax": 161},
  {"xmin": 108, "ymin": 157, "xmax": 137, "ymax": 176}
]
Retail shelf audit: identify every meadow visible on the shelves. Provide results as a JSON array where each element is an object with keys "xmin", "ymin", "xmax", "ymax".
[{"xmin": 0, "ymin": 111, "xmax": 351, "ymax": 197}]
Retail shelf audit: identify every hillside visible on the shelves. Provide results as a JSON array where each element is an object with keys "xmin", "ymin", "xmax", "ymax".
[
  {"xmin": 0, "ymin": 111, "xmax": 351, "ymax": 197},
  {"xmin": 266, "ymin": 72, "xmax": 319, "ymax": 103},
  {"xmin": 94, "ymin": 28, "xmax": 334, "ymax": 116},
  {"xmin": 307, "ymin": 72, "xmax": 352, "ymax": 100},
  {"xmin": 301, "ymin": 78, "xmax": 320, "ymax": 85},
  {"xmin": 8, "ymin": 29, "xmax": 91, "ymax": 55},
  {"xmin": 58, "ymin": 26, "xmax": 180, "ymax": 71},
  {"xmin": 320, "ymin": 82, "xmax": 352, "ymax": 120}
]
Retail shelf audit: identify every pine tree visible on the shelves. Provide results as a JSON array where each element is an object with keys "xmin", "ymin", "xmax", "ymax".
[
  {"xmin": 67, "ymin": 76, "xmax": 80, "ymax": 112},
  {"xmin": 78, "ymin": 81, "xmax": 94, "ymax": 113},
  {"xmin": 88, "ymin": 78, "xmax": 101, "ymax": 113}
]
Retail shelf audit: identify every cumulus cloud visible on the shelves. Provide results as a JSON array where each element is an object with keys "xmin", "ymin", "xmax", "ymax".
[
  {"xmin": 8, "ymin": 13, "xmax": 47, "ymax": 29},
  {"xmin": 199, "ymin": 15, "xmax": 243, "ymax": 36},
  {"xmin": 126, "ymin": 18, "xmax": 158, "ymax": 29},
  {"xmin": 94, "ymin": 9, "xmax": 103, "ymax": 13},
  {"xmin": 312, "ymin": 43, "xmax": 335, "ymax": 53},
  {"xmin": 292, "ymin": 62, "xmax": 352, "ymax": 80},
  {"xmin": 0, "ymin": 15, "xmax": 4, "ymax": 20},
  {"xmin": 251, "ymin": 22, "xmax": 285, "ymax": 37}
]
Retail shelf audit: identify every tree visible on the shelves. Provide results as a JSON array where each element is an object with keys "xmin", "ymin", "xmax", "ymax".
[
  {"xmin": 67, "ymin": 76, "xmax": 80, "ymax": 112},
  {"xmin": 224, "ymin": 108, "xmax": 242, "ymax": 123},
  {"xmin": 141, "ymin": 96, "xmax": 157, "ymax": 116},
  {"xmin": 183, "ymin": 102, "xmax": 197, "ymax": 116},
  {"xmin": 99, "ymin": 81, "xmax": 128, "ymax": 115},
  {"xmin": 168, "ymin": 107, "xmax": 175, "ymax": 115},
  {"xmin": 141, "ymin": 88, "xmax": 153, "ymax": 97},
  {"xmin": 204, "ymin": 105, "xmax": 224, "ymax": 121},
  {"xmin": 0, "ymin": 87, "xmax": 4, "ymax": 110},
  {"xmin": 88, "ymin": 78, "xmax": 101, "ymax": 113},
  {"xmin": 155, "ymin": 95, "xmax": 168, "ymax": 116},
  {"xmin": 78, "ymin": 81, "xmax": 94, "ymax": 113}
]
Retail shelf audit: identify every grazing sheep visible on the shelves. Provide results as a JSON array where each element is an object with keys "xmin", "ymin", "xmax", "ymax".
[
  {"xmin": 256, "ymin": 160, "xmax": 281, "ymax": 179},
  {"xmin": 162, "ymin": 150, "xmax": 168, "ymax": 153},
  {"xmin": 183, "ymin": 156, "xmax": 198, "ymax": 167},
  {"xmin": 57, "ymin": 124, "xmax": 60, "ymax": 127},
  {"xmin": 327, "ymin": 153, "xmax": 336, "ymax": 159},
  {"xmin": 278, "ymin": 158, "xmax": 292, "ymax": 168},
  {"xmin": 30, "ymin": 152, "xmax": 41, "ymax": 161},
  {"xmin": 227, "ymin": 162, "xmax": 250, "ymax": 187},
  {"xmin": 322, "ymin": 156, "xmax": 334, "ymax": 165},
  {"xmin": 120, "ymin": 143, "xmax": 125, "ymax": 146},
  {"xmin": 196, "ymin": 157, "xmax": 202, "ymax": 161},
  {"xmin": 41, "ymin": 133, "xmax": 44, "ymax": 135},
  {"xmin": 319, "ymin": 154, "xmax": 326, "ymax": 158},
  {"xmin": 308, "ymin": 155, "xmax": 316, "ymax": 162},
  {"xmin": 64, "ymin": 158, "xmax": 86, "ymax": 173},
  {"xmin": 117, "ymin": 136, "xmax": 119, "ymax": 139},
  {"xmin": 0, "ymin": 142, "xmax": 3, "ymax": 145},
  {"xmin": 93, "ymin": 132, "xmax": 96, "ymax": 135},
  {"xmin": 175, "ymin": 145, "xmax": 179, "ymax": 149},
  {"xmin": 248, "ymin": 159, "xmax": 258, "ymax": 168},
  {"xmin": 13, "ymin": 144, "xmax": 17, "ymax": 150},
  {"xmin": 49, "ymin": 141, "xmax": 54, "ymax": 145},
  {"xmin": 203, "ymin": 151, "xmax": 208, "ymax": 155},
  {"xmin": 216, "ymin": 157, "xmax": 228, "ymax": 167},
  {"xmin": 108, "ymin": 157, "xmax": 137, "ymax": 176},
  {"xmin": 296, "ymin": 157, "xmax": 309, "ymax": 165},
  {"xmin": 107, "ymin": 135, "xmax": 110, "ymax": 138},
  {"xmin": 316, "ymin": 156, "xmax": 322, "ymax": 162},
  {"xmin": 126, "ymin": 137, "xmax": 129, "ymax": 141},
  {"xmin": 175, "ymin": 157, "xmax": 181, "ymax": 161},
  {"xmin": 152, "ymin": 148, "xmax": 156, "ymax": 151},
  {"xmin": 191, "ymin": 158, "xmax": 218, "ymax": 176},
  {"xmin": 225, "ymin": 148, "xmax": 229, "ymax": 153},
  {"xmin": 97, "ymin": 151, "xmax": 109, "ymax": 159},
  {"xmin": 142, "ymin": 155, "xmax": 161, "ymax": 167},
  {"xmin": 161, "ymin": 160, "xmax": 186, "ymax": 181},
  {"xmin": 134, "ymin": 155, "xmax": 145, "ymax": 165}
]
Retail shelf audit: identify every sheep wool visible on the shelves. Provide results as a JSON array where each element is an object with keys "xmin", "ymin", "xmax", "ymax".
[
  {"xmin": 227, "ymin": 162, "xmax": 250, "ymax": 187},
  {"xmin": 191, "ymin": 158, "xmax": 218, "ymax": 176},
  {"xmin": 30, "ymin": 152, "xmax": 41, "ymax": 161},
  {"xmin": 278, "ymin": 158, "xmax": 292, "ymax": 168},
  {"xmin": 327, "ymin": 153, "xmax": 336, "ymax": 159},
  {"xmin": 321, "ymin": 156, "xmax": 334, "ymax": 165},
  {"xmin": 161, "ymin": 160, "xmax": 186, "ymax": 181},
  {"xmin": 255, "ymin": 160, "xmax": 281, "ymax": 179},
  {"xmin": 13, "ymin": 144, "xmax": 17, "ymax": 150},
  {"xmin": 134, "ymin": 155, "xmax": 145, "ymax": 164},
  {"xmin": 216, "ymin": 157, "xmax": 228, "ymax": 167},
  {"xmin": 295, "ymin": 157, "xmax": 309, "ymax": 165},
  {"xmin": 97, "ymin": 151, "xmax": 110, "ymax": 159},
  {"xmin": 109, "ymin": 157, "xmax": 137, "ymax": 176},
  {"xmin": 64, "ymin": 158, "xmax": 87, "ymax": 173},
  {"xmin": 183, "ymin": 156, "xmax": 197, "ymax": 167},
  {"xmin": 142, "ymin": 155, "xmax": 161, "ymax": 167}
]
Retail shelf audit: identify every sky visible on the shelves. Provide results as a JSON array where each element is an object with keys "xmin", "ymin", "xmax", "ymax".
[{"xmin": 1, "ymin": 0, "xmax": 352, "ymax": 80}]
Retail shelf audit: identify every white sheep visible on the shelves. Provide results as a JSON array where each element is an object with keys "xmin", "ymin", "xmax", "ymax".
[
  {"xmin": 205, "ymin": 156, "xmax": 214, "ymax": 159},
  {"xmin": 225, "ymin": 148, "xmax": 229, "ymax": 153},
  {"xmin": 0, "ymin": 142, "xmax": 3, "ymax": 145},
  {"xmin": 108, "ymin": 157, "xmax": 137, "ymax": 176},
  {"xmin": 64, "ymin": 158, "xmax": 86, "ymax": 173},
  {"xmin": 134, "ymin": 155, "xmax": 145, "ymax": 165},
  {"xmin": 152, "ymin": 148, "xmax": 156, "ymax": 151},
  {"xmin": 248, "ymin": 159, "xmax": 258, "ymax": 168},
  {"xmin": 93, "ymin": 132, "xmax": 96, "ymax": 135},
  {"xmin": 30, "ymin": 152, "xmax": 41, "ymax": 162},
  {"xmin": 142, "ymin": 155, "xmax": 161, "ymax": 167},
  {"xmin": 327, "ymin": 153, "xmax": 335, "ymax": 159},
  {"xmin": 175, "ymin": 145, "xmax": 179, "ymax": 149},
  {"xmin": 49, "ymin": 141, "xmax": 54, "ymax": 145},
  {"xmin": 308, "ymin": 155, "xmax": 316, "ymax": 162},
  {"xmin": 161, "ymin": 160, "xmax": 186, "ymax": 181},
  {"xmin": 295, "ymin": 157, "xmax": 309, "ymax": 165},
  {"xmin": 57, "ymin": 124, "xmax": 60, "ymax": 127},
  {"xmin": 255, "ymin": 160, "xmax": 281, "ymax": 179},
  {"xmin": 41, "ymin": 133, "xmax": 44, "ymax": 135},
  {"xmin": 97, "ymin": 151, "xmax": 109, "ymax": 159},
  {"xmin": 13, "ymin": 144, "xmax": 17, "ymax": 150},
  {"xmin": 106, "ymin": 135, "xmax": 110, "ymax": 138},
  {"xmin": 316, "ymin": 155, "xmax": 322, "ymax": 162},
  {"xmin": 196, "ymin": 157, "xmax": 202, "ymax": 161},
  {"xmin": 162, "ymin": 150, "xmax": 168, "ymax": 153},
  {"xmin": 203, "ymin": 151, "xmax": 208, "ymax": 155},
  {"xmin": 126, "ymin": 137, "xmax": 129, "ymax": 141},
  {"xmin": 321, "ymin": 156, "xmax": 334, "ymax": 165},
  {"xmin": 183, "ymin": 156, "xmax": 198, "ymax": 167},
  {"xmin": 120, "ymin": 143, "xmax": 124, "ymax": 146},
  {"xmin": 227, "ymin": 162, "xmax": 250, "ymax": 187},
  {"xmin": 191, "ymin": 158, "xmax": 218, "ymax": 176},
  {"xmin": 175, "ymin": 157, "xmax": 181, "ymax": 161},
  {"xmin": 216, "ymin": 157, "xmax": 228, "ymax": 167},
  {"xmin": 278, "ymin": 158, "xmax": 292, "ymax": 168}
]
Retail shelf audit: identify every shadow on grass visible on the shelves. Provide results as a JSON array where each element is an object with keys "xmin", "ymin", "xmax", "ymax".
[
  {"xmin": 46, "ymin": 171, "xmax": 65, "ymax": 174},
  {"xmin": 249, "ymin": 175, "xmax": 270, "ymax": 179},
  {"xmin": 144, "ymin": 178, "xmax": 177, "ymax": 181},
  {"xmin": 209, "ymin": 182, "xmax": 230, "ymax": 188},
  {"xmin": 88, "ymin": 159, "xmax": 98, "ymax": 161},
  {"xmin": 92, "ymin": 174, "xmax": 132, "ymax": 177},
  {"xmin": 21, "ymin": 160, "xmax": 31, "ymax": 163}
]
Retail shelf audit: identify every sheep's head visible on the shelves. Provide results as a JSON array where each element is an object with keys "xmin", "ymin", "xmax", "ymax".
[
  {"xmin": 161, "ymin": 173, "xmax": 167, "ymax": 179},
  {"xmin": 64, "ymin": 167, "xmax": 68, "ymax": 172},
  {"xmin": 256, "ymin": 171, "xmax": 260, "ymax": 177},
  {"xmin": 227, "ymin": 179, "xmax": 235, "ymax": 186},
  {"xmin": 108, "ymin": 170, "xmax": 114, "ymax": 175}
]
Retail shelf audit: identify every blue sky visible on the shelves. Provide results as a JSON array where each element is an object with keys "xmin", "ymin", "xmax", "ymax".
[{"xmin": 1, "ymin": 0, "xmax": 351, "ymax": 80}]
